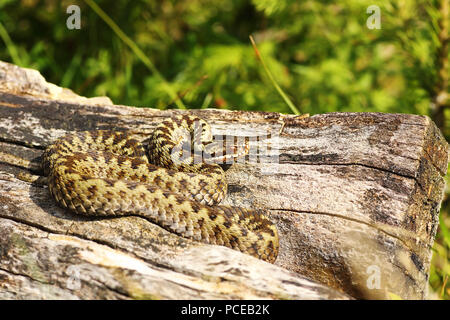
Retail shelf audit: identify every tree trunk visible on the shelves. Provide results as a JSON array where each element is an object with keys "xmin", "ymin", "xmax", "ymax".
[{"xmin": 0, "ymin": 60, "xmax": 447, "ymax": 299}]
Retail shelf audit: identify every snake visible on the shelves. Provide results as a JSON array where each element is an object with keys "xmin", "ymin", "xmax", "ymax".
[{"xmin": 42, "ymin": 115, "xmax": 279, "ymax": 263}]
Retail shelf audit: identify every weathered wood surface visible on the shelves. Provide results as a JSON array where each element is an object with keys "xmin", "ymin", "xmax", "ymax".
[{"xmin": 0, "ymin": 60, "xmax": 447, "ymax": 300}]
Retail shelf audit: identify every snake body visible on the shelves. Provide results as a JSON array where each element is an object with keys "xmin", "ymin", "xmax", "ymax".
[{"xmin": 42, "ymin": 115, "xmax": 279, "ymax": 263}]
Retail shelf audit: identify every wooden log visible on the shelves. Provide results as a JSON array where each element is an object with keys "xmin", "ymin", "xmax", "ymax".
[{"xmin": 0, "ymin": 60, "xmax": 447, "ymax": 299}]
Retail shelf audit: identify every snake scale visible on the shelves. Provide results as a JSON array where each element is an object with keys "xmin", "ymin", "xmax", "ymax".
[{"xmin": 42, "ymin": 115, "xmax": 279, "ymax": 263}]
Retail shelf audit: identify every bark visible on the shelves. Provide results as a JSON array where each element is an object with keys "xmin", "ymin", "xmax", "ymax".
[{"xmin": 0, "ymin": 60, "xmax": 447, "ymax": 300}]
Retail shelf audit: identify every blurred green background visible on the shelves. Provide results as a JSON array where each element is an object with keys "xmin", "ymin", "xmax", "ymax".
[{"xmin": 0, "ymin": 0, "xmax": 448, "ymax": 299}]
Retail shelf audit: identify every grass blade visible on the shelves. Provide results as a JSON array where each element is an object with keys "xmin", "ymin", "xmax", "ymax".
[
  {"xmin": 0, "ymin": 21, "xmax": 22, "ymax": 66},
  {"xmin": 83, "ymin": 0, "xmax": 185, "ymax": 109},
  {"xmin": 249, "ymin": 35, "xmax": 300, "ymax": 115}
]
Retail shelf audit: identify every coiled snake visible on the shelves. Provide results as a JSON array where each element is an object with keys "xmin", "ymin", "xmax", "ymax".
[{"xmin": 42, "ymin": 115, "xmax": 279, "ymax": 263}]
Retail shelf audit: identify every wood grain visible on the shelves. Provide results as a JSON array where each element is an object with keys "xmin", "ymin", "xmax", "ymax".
[{"xmin": 0, "ymin": 60, "xmax": 447, "ymax": 299}]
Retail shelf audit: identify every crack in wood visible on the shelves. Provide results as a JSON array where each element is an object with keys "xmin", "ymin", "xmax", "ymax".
[
  {"xmin": 0, "ymin": 136, "xmax": 46, "ymax": 149},
  {"xmin": 269, "ymin": 207, "xmax": 429, "ymax": 255},
  {"xmin": 0, "ymin": 266, "xmax": 51, "ymax": 285}
]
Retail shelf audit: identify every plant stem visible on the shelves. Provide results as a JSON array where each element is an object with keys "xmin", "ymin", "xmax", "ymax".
[
  {"xmin": 83, "ymin": 0, "xmax": 185, "ymax": 109},
  {"xmin": 249, "ymin": 35, "xmax": 300, "ymax": 115},
  {"xmin": 0, "ymin": 21, "xmax": 22, "ymax": 66},
  {"xmin": 431, "ymin": 0, "xmax": 449, "ymax": 131}
]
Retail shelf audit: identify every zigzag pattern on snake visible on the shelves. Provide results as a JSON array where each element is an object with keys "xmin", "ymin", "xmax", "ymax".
[{"xmin": 42, "ymin": 115, "xmax": 279, "ymax": 263}]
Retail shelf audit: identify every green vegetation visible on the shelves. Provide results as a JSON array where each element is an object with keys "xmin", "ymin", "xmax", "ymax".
[{"xmin": 1, "ymin": 0, "xmax": 448, "ymax": 299}]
